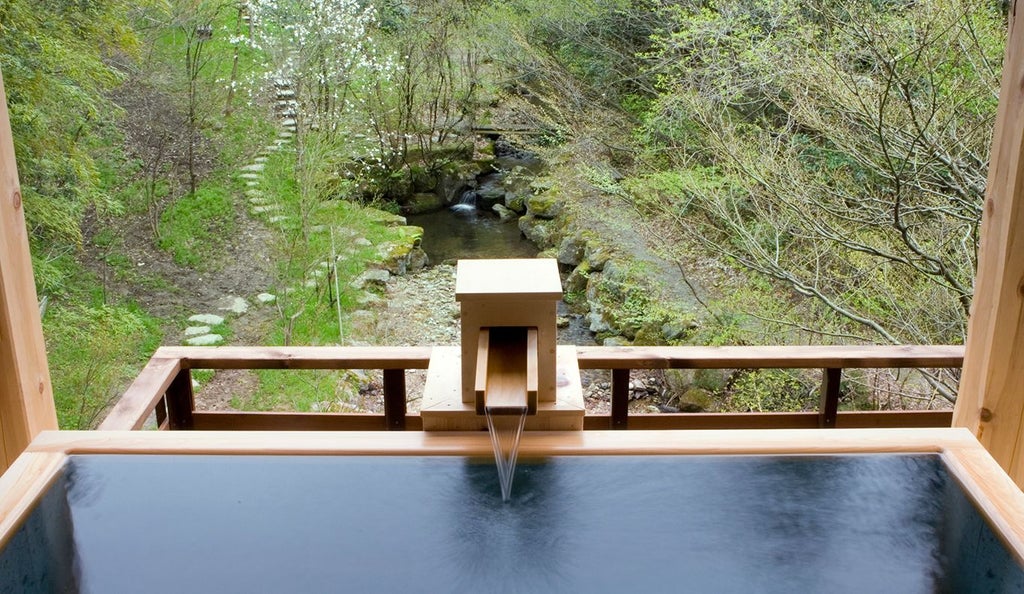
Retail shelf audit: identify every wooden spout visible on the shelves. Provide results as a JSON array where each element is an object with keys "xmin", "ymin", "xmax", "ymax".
[{"xmin": 474, "ymin": 327, "xmax": 538, "ymax": 416}]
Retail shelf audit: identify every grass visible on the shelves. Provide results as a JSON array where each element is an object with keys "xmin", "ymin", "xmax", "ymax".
[{"xmin": 44, "ymin": 300, "xmax": 163, "ymax": 429}]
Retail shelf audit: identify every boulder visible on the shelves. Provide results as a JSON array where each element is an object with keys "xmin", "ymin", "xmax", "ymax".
[
  {"xmin": 402, "ymin": 192, "xmax": 443, "ymax": 215},
  {"xmin": 505, "ymin": 193, "xmax": 527, "ymax": 214},
  {"xmin": 526, "ymin": 192, "xmax": 563, "ymax": 219},
  {"xmin": 492, "ymin": 203, "xmax": 516, "ymax": 222},
  {"xmin": 518, "ymin": 215, "xmax": 559, "ymax": 249},
  {"xmin": 557, "ymin": 234, "xmax": 587, "ymax": 266}
]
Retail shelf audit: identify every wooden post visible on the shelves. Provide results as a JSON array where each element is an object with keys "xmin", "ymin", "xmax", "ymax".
[
  {"xmin": 0, "ymin": 67, "xmax": 57, "ymax": 471},
  {"xmin": 954, "ymin": 3, "xmax": 1024, "ymax": 486},
  {"xmin": 611, "ymin": 369, "xmax": 630, "ymax": 429},
  {"xmin": 382, "ymin": 369, "xmax": 406, "ymax": 431},
  {"xmin": 165, "ymin": 370, "xmax": 195, "ymax": 430},
  {"xmin": 818, "ymin": 368, "xmax": 841, "ymax": 428}
]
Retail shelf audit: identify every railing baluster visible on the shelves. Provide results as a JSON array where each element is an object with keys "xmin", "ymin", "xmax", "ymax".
[
  {"xmin": 155, "ymin": 396, "xmax": 168, "ymax": 430},
  {"xmin": 611, "ymin": 369, "xmax": 630, "ymax": 430},
  {"xmin": 818, "ymin": 368, "xmax": 842, "ymax": 428},
  {"xmin": 383, "ymin": 369, "xmax": 406, "ymax": 431},
  {"xmin": 166, "ymin": 369, "xmax": 195, "ymax": 430}
]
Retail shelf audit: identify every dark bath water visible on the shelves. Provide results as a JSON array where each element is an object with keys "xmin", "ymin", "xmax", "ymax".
[{"xmin": 2, "ymin": 453, "xmax": 1021, "ymax": 593}]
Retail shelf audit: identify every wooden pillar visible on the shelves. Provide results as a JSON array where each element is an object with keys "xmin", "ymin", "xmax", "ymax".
[
  {"xmin": 0, "ymin": 67, "xmax": 57, "ymax": 472},
  {"xmin": 954, "ymin": 3, "xmax": 1024, "ymax": 486}
]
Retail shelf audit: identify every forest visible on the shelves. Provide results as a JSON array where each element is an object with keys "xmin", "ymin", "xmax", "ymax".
[{"xmin": 0, "ymin": 0, "xmax": 1007, "ymax": 427}]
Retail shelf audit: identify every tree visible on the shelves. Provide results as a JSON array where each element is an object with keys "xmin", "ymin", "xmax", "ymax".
[
  {"xmin": 639, "ymin": 0, "xmax": 1002, "ymax": 347},
  {"xmin": 0, "ymin": 0, "xmax": 141, "ymax": 290}
]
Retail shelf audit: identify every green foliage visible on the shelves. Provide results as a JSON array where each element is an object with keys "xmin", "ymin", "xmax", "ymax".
[
  {"xmin": 158, "ymin": 186, "xmax": 237, "ymax": 267},
  {"xmin": 43, "ymin": 303, "xmax": 162, "ymax": 429},
  {"xmin": 0, "ymin": 0, "xmax": 142, "ymax": 286},
  {"xmin": 728, "ymin": 369, "xmax": 812, "ymax": 413}
]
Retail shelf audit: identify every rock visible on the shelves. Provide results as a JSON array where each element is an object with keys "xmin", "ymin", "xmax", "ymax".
[
  {"xmin": 238, "ymin": 172, "xmax": 260, "ymax": 180},
  {"xmin": 526, "ymin": 193, "xmax": 563, "ymax": 219},
  {"xmin": 218, "ymin": 296, "xmax": 249, "ymax": 314},
  {"xmin": 492, "ymin": 203, "xmax": 516, "ymax": 222},
  {"xmin": 518, "ymin": 215, "xmax": 558, "ymax": 249},
  {"xmin": 403, "ymin": 192, "xmax": 443, "ymax": 215},
  {"xmin": 241, "ymin": 163, "xmax": 265, "ymax": 172},
  {"xmin": 354, "ymin": 237, "xmax": 373, "ymax": 247},
  {"xmin": 505, "ymin": 194, "xmax": 526, "ymax": 214},
  {"xmin": 556, "ymin": 316, "xmax": 570, "ymax": 328},
  {"xmin": 188, "ymin": 313, "xmax": 224, "ymax": 326},
  {"xmin": 281, "ymin": 118, "xmax": 296, "ymax": 127},
  {"xmin": 679, "ymin": 388, "xmax": 714, "ymax": 412},
  {"xmin": 602, "ymin": 336, "xmax": 631, "ymax": 347},
  {"xmin": 358, "ymin": 293, "xmax": 386, "ymax": 307},
  {"xmin": 585, "ymin": 244, "xmax": 613, "ymax": 271},
  {"xmin": 184, "ymin": 325, "xmax": 211, "ymax": 336},
  {"xmin": 352, "ymin": 269, "xmax": 391, "ymax": 289},
  {"xmin": 252, "ymin": 205, "xmax": 280, "ymax": 214},
  {"xmin": 661, "ymin": 320, "xmax": 692, "ymax": 342},
  {"xmin": 256, "ymin": 293, "xmax": 276, "ymax": 304},
  {"xmin": 587, "ymin": 308, "xmax": 613, "ymax": 334},
  {"xmin": 185, "ymin": 333, "xmax": 224, "ymax": 346},
  {"xmin": 406, "ymin": 247, "xmax": 429, "ymax": 271},
  {"xmin": 557, "ymin": 233, "xmax": 587, "ymax": 266}
]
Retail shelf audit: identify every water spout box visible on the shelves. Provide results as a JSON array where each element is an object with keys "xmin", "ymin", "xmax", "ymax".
[
  {"xmin": 455, "ymin": 259, "xmax": 561, "ymax": 407},
  {"xmin": 475, "ymin": 327, "xmax": 538, "ymax": 416},
  {"xmin": 420, "ymin": 258, "xmax": 583, "ymax": 431}
]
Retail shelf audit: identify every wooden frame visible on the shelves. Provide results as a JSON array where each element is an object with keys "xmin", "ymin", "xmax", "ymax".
[
  {"xmin": 1, "ymin": 428, "xmax": 1022, "ymax": 567},
  {"xmin": 0, "ymin": 68, "xmax": 57, "ymax": 473},
  {"xmin": 955, "ymin": 2, "xmax": 1024, "ymax": 485}
]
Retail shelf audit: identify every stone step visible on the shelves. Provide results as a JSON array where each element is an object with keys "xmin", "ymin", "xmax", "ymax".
[
  {"xmin": 252, "ymin": 204, "xmax": 281, "ymax": 214},
  {"xmin": 185, "ymin": 333, "xmax": 224, "ymax": 346},
  {"xmin": 241, "ymin": 163, "xmax": 265, "ymax": 172},
  {"xmin": 238, "ymin": 172, "xmax": 260, "ymax": 180}
]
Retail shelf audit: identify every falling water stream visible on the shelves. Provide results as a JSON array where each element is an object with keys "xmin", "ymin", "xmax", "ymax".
[{"xmin": 485, "ymin": 408, "xmax": 528, "ymax": 501}]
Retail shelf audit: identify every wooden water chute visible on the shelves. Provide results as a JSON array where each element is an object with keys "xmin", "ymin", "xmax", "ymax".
[{"xmin": 420, "ymin": 258, "xmax": 584, "ymax": 431}]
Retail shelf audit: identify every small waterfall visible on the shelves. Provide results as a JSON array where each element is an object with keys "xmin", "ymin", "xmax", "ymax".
[
  {"xmin": 485, "ymin": 408, "xmax": 527, "ymax": 502},
  {"xmin": 450, "ymin": 190, "xmax": 478, "ymax": 214}
]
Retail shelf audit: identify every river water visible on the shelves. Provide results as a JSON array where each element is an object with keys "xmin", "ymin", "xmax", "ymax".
[{"xmin": 408, "ymin": 209, "xmax": 537, "ymax": 265}]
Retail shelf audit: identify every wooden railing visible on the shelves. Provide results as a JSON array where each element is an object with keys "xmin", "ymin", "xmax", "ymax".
[
  {"xmin": 99, "ymin": 345, "xmax": 963, "ymax": 431},
  {"xmin": 575, "ymin": 345, "xmax": 963, "ymax": 430}
]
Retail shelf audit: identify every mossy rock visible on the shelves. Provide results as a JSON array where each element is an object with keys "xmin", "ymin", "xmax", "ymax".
[
  {"xmin": 526, "ymin": 193, "xmax": 563, "ymax": 219},
  {"xmin": 506, "ymin": 193, "xmax": 527, "ymax": 214},
  {"xmin": 402, "ymin": 193, "xmax": 443, "ymax": 215},
  {"xmin": 557, "ymin": 233, "xmax": 587, "ymax": 266},
  {"xmin": 363, "ymin": 208, "xmax": 407, "ymax": 227},
  {"xmin": 410, "ymin": 166, "xmax": 439, "ymax": 193},
  {"xmin": 518, "ymin": 215, "xmax": 559, "ymax": 249},
  {"xmin": 565, "ymin": 261, "xmax": 591, "ymax": 296},
  {"xmin": 678, "ymin": 388, "xmax": 714, "ymax": 412}
]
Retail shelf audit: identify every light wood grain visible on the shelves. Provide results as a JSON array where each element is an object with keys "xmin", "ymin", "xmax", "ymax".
[
  {"xmin": 25, "ymin": 427, "xmax": 977, "ymax": 457},
  {"xmin": 584, "ymin": 410, "xmax": 954, "ymax": 430},
  {"xmin": 98, "ymin": 357, "xmax": 181, "ymax": 430},
  {"xmin": 0, "ymin": 68, "xmax": 57, "ymax": 472},
  {"xmin": 455, "ymin": 258, "xmax": 562, "ymax": 300},
  {"xmin": 0, "ymin": 452, "xmax": 65, "ymax": 550},
  {"xmin": 576, "ymin": 345, "xmax": 964, "ymax": 369},
  {"xmin": 154, "ymin": 345, "xmax": 432, "ymax": 369},
  {"xmin": 944, "ymin": 447, "xmax": 1024, "ymax": 564},
  {"xmin": 480, "ymin": 327, "xmax": 531, "ymax": 415},
  {"xmin": 955, "ymin": 7, "xmax": 1024, "ymax": 487}
]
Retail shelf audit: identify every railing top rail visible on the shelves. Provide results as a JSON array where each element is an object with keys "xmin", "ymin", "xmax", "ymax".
[
  {"xmin": 575, "ymin": 345, "xmax": 964, "ymax": 370},
  {"xmin": 154, "ymin": 346, "xmax": 434, "ymax": 370}
]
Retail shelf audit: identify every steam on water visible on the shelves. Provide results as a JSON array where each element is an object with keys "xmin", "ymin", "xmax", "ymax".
[{"xmin": 485, "ymin": 408, "xmax": 528, "ymax": 502}]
